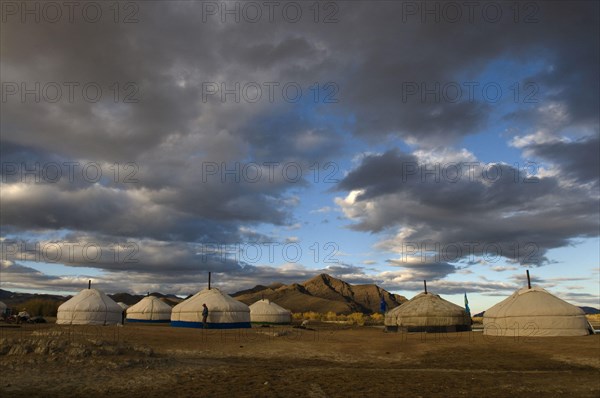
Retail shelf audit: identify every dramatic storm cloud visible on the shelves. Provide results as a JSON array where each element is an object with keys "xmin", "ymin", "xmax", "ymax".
[
  {"xmin": 0, "ymin": 1, "xmax": 598, "ymax": 309},
  {"xmin": 335, "ymin": 148, "xmax": 598, "ymax": 265}
]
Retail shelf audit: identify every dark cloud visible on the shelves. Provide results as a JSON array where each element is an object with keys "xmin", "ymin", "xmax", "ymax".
[
  {"xmin": 2, "ymin": 2, "xmax": 597, "ymax": 159},
  {"xmin": 1, "ymin": 1, "xmax": 598, "ymax": 293},
  {"xmin": 522, "ymin": 136, "xmax": 599, "ymax": 186},
  {"xmin": 0, "ymin": 234, "xmax": 244, "ymax": 274},
  {"xmin": 379, "ymin": 276, "xmax": 516, "ymax": 297},
  {"xmin": 336, "ymin": 149, "xmax": 598, "ymax": 266}
]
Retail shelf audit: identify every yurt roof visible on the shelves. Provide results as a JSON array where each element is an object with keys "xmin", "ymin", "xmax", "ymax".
[
  {"xmin": 484, "ymin": 286, "xmax": 586, "ymax": 318},
  {"xmin": 128, "ymin": 296, "xmax": 172, "ymax": 314},
  {"xmin": 173, "ymin": 288, "xmax": 249, "ymax": 313},
  {"xmin": 387, "ymin": 292, "xmax": 466, "ymax": 317},
  {"xmin": 117, "ymin": 302, "xmax": 129, "ymax": 310},
  {"xmin": 249, "ymin": 299, "xmax": 291, "ymax": 315},
  {"xmin": 58, "ymin": 288, "xmax": 122, "ymax": 313}
]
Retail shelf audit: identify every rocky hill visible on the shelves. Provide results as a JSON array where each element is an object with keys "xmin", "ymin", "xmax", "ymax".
[{"xmin": 232, "ymin": 273, "xmax": 407, "ymax": 314}]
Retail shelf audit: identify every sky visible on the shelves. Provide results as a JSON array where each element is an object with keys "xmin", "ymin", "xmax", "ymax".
[{"xmin": 0, "ymin": 1, "xmax": 598, "ymax": 314}]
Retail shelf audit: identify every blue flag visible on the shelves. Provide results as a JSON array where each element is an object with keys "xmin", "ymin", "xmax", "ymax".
[
  {"xmin": 380, "ymin": 297, "xmax": 387, "ymax": 313},
  {"xmin": 464, "ymin": 292, "xmax": 471, "ymax": 317}
]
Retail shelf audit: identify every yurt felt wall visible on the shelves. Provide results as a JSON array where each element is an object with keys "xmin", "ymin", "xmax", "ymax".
[
  {"xmin": 171, "ymin": 288, "xmax": 250, "ymax": 329},
  {"xmin": 57, "ymin": 288, "xmax": 123, "ymax": 325},
  {"xmin": 127, "ymin": 296, "xmax": 172, "ymax": 323},
  {"xmin": 249, "ymin": 299, "xmax": 292, "ymax": 324},
  {"xmin": 483, "ymin": 286, "xmax": 593, "ymax": 337},
  {"xmin": 384, "ymin": 292, "xmax": 472, "ymax": 332}
]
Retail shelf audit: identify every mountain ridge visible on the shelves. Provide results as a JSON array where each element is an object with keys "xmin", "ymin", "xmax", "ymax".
[
  {"xmin": 232, "ymin": 273, "xmax": 407, "ymax": 314},
  {"xmin": 1, "ymin": 285, "xmax": 598, "ymax": 315}
]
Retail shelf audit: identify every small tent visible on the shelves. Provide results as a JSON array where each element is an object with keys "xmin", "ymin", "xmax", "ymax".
[
  {"xmin": 249, "ymin": 299, "xmax": 292, "ymax": 324},
  {"xmin": 171, "ymin": 288, "xmax": 250, "ymax": 329},
  {"xmin": 127, "ymin": 296, "xmax": 172, "ymax": 323},
  {"xmin": 483, "ymin": 286, "xmax": 593, "ymax": 337},
  {"xmin": 57, "ymin": 288, "xmax": 123, "ymax": 325},
  {"xmin": 385, "ymin": 292, "xmax": 471, "ymax": 332},
  {"xmin": 0, "ymin": 301, "xmax": 7, "ymax": 315}
]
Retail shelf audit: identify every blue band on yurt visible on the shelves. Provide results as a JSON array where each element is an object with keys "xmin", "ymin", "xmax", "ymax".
[
  {"xmin": 170, "ymin": 321, "xmax": 251, "ymax": 329},
  {"xmin": 126, "ymin": 319, "xmax": 171, "ymax": 323}
]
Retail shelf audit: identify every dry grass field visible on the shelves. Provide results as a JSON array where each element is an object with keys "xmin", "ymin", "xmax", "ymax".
[{"xmin": 1, "ymin": 321, "xmax": 599, "ymax": 398}]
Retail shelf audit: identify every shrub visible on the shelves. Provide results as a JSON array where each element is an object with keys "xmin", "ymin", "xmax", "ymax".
[
  {"xmin": 367, "ymin": 313, "xmax": 384, "ymax": 325},
  {"xmin": 292, "ymin": 312, "xmax": 321, "ymax": 321},
  {"xmin": 291, "ymin": 311, "xmax": 387, "ymax": 325},
  {"xmin": 346, "ymin": 313, "xmax": 366, "ymax": 326},
  {"xmin": 324, "ymin": 311, "xmax": 338, "ymax": 321},
  {"xmin": 302, "ymin": 311, "xmax": 322, "ymax": 321}
]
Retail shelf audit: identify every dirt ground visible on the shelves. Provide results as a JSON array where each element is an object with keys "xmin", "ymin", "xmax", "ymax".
[{"xmin": 1, "ymin": 322, "xmax": 599, "ymax": 398}]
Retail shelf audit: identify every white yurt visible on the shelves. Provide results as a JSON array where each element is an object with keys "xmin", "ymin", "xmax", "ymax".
[
  {"xmin": 483, "ymin": 286, "xmax": 593, "ymax": 337},
  {"xmin": 249, "ymin": 299, "xmax": 292, "ymax": 324},
  {"xmin": 385, "ymin": 290, "xmax": 472, "ymax": 332},
  {"xmin": 0, "ymin": 301, "xmax": 7, "ymax": 315},
  {"xmin": 57, "ymin": 287, "xmax": 123, "ymax": 325},
  {"xmin": 117, "ymin": 302, "xmax": 129, "ymax": 311},
  {"xmin": 171, "ymin": 288, "xmax": 250, "ymax": 329},
  {"xmin": 127, "ymin": 296, "xmax": 172, "ymax": 323}
]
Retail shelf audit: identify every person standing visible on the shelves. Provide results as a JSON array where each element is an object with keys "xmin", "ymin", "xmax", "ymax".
[{"xmin": 202, "ymin": 303, "xmax": 209, "ymax": 328}]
